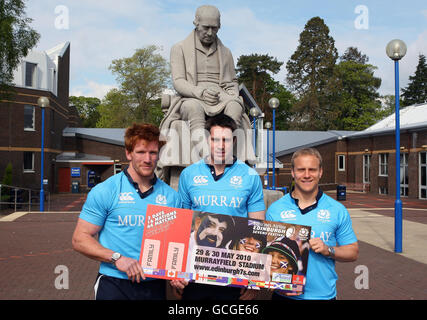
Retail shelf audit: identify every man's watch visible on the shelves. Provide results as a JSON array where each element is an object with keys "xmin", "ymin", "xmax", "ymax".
[
  {"xmin": 327, "ymin": 246, "xmax": 335, "ymax": 259},
  {"xmin": 111, "ymin": 252, "xmax": 121, "ymax": 265}
]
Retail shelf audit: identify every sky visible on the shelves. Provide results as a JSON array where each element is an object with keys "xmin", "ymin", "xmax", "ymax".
[{"xmin": 25, "ymin": 0, "xmax": 427, "ymax": 100}]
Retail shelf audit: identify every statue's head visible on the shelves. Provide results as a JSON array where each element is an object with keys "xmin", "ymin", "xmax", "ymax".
[{"xmin": 193, "ymin": 5, "xmax": 221, "ymax": 47}]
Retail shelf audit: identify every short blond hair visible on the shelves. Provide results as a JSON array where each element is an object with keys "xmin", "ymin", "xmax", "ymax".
[{"xmin": 291, "ymin": 148, "xmax": 323, "ymax": 169}]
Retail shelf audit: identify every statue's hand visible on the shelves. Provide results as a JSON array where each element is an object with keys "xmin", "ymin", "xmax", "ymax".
[{"xmin": 202, "ymin": 88, "xmax": 220, "ymax": 106}]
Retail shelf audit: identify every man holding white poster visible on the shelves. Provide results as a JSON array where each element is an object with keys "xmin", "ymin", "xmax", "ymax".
[{"xmin": 266, "ymin": 148, "xmax": 358, "ymax": 300}]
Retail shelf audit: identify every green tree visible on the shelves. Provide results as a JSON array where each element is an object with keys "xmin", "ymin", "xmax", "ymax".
[
  {"xmin": 332, "ymin": 47, "xmax": 383, "ymax": 130},
  {"xmin": 0, "ymin": 0, "xmax": 40, "ymax": 99},
  {"xmin": 96, "ymin": 89, "xmax": 134, "ymax": 128},
  {"xmin": 69, "ymin": 96, "xmax": 101, "ymax": 128},
  {"xmin": 264, "ymin": 78, "xmax": 295, "ymax": 130},
  {"xmin": 236, "ymin": 53, "xmax": 283, "ymax": 112},
  {"xmin": 401, "ymin": 54, "xmax": 427, "ymax": 106},
  {"xmin": 340, "ymin": 46, "xmax": 369, "ymax": 64},
  {"xmin": 379, "ymin": 94, "xmax": 399, "ymax": 118},
  {"xmin": 286, "ymin": 17, "xmax": 339, "ymax": 130},
  {"xmin": 236, "ymin": 53, "xmax": 296, "ymax": 130},
  {"xmin": 98, "ymin": 45, "xmax": 169, "ymax": 127}
]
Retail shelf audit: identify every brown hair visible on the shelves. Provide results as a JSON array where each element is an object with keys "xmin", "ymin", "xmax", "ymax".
[
  {"xmin": 124, "ymin": 123, "xmax": 165, "ymax": 153},
  {"xmin": 205, "ymin": 113, "xmax": 237, "ymax": 133},
  {"xmin": 291, "ymin": 148, "xmax": 323, "ymax": 169}
]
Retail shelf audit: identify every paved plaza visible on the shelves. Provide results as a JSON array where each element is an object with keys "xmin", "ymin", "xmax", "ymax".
[{"xmin": 0, "ymin": 192, "xmax": 426, "ymax": 300}]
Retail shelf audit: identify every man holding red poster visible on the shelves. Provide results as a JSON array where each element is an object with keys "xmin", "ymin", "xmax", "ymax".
[
  {"xmin": 170, "ymin": 113, "xmax": 265, "ymax": 300},
  {"xmin": 72, "ymin": 124, "xmax": 181, "ymax": 300}
]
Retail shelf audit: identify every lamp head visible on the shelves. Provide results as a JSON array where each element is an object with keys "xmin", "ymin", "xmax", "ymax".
[
  {"xmin": 386, "ymin": 39, "xmax": 407, "ymax": 61},
  {"xmin": 250, "ymin": 107, "xmax": 260, "ymax": 117},
  {"xmin": 268, "ymin": 97, "xmax": 279, "ymax": 109},
  {"xmin": 37, "ymin": 96, "xmax": 50, "ymax": 108}
]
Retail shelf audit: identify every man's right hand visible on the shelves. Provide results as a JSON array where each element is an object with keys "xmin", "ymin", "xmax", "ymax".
[
  {"xmin": 202, "ymin": 88, "xmax": 220, "ymax": 105},
  {"xmin": 169, "ymin": 279, "xmax": 189, "ymax": 299},
  {"xmin": 114, "ymin": 256, "xmax": 146, "ymax": 283}
]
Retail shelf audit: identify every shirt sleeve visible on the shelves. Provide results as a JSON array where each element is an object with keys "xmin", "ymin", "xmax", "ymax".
[
  {"xmin": 178, "ymin": 170, "xmax": 192, "ymax": 209},
  {"xmin": 265, "ymin": 204, "xmax": 274, "ymax": 221},
  {"xmin": 172, "ymin": 189, "xmax": 183, "ymax": 208},
  {"xmin": 79, "ymin": 183, "xmax": 113, "ymax": 227},
  {"xmin": 335, "ymin": 206, "xmax": 358, "ymax": 246},
  {"xmin": 247, "ymin": 174, "xmax": 266, "ymax": 213}
]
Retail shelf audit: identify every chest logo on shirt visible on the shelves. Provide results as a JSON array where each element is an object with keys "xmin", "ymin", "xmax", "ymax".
[
  {"xmin": 230, "ymin": 175, "xmax": 242, "ymax": 186},
  {"xmin": 193, "ymin": 175, "xmax": 208, "ymax": 185},
  {"xmin": 298, "ymin": 227, "xmax": 310, "ymax": 240},
  {"xmin": 155, "ymin": 194, "xmax": 167, "ymax": 205},
  {"xmin": 317, "ymin": 209, "xmax": 331, "ymax": 222},
  {"xmin": 280, "ymin": 210, "xmax": 297, "ymax": 220},
  {"xmin": 119, "ymin": 192, "xmax": 135, "ymax": 203}
]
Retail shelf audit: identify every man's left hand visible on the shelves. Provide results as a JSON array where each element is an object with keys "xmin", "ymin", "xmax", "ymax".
[{"xmin": 309, "ymin": 238, "xmax": 329, "ymax": 257}]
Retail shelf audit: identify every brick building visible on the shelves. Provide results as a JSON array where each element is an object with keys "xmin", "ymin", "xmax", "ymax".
[
  {"xmin": 267, "ymin": 103, "xmax": 427, "ymax": 200},
  {"xmin": 2, "ymin": 43, "xmax": 426, "ymax": 201},
  {"xmin": 57, "ymin": 128, "xmax": 126, "ymax": 192},
  {"xmin": 0, "ymin": 42, "xmax": 80, "ymax": 194}
]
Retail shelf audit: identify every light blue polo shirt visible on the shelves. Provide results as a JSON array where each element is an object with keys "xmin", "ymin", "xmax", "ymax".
[
  {"xmin": 79, "ymin": 169, "xmax": 181, "ymax": 280},
  {"xmin": 266, "ymin": 191, "xmax": 357, "ymax": 300},
  {"xmin": 178, "ymin": 158, "xmax": 265, "ymax": 217}
]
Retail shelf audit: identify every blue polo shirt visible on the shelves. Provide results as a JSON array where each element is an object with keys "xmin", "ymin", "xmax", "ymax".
[
  {"xmin": 266, "ymin": 191, "xmax": 357, "ymax": 300},
  {"xmin": 178, "ymin": 158, "xmax": 265, "ymax": 217},
  {"xmin": 79, "ymin": 169, "xmax": 181, "ymax": 280}
]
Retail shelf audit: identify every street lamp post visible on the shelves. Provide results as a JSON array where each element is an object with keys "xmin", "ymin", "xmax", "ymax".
[
  {"xmin": 250, "ymin": 107, "xmax": 260, "ymax": 168},
  {"xmin": 37, "ymin": 96, "xmax": 49, "ymax": 212},
  {"xmin": 386, "ymin": 39, "xmax": 407, "ymax": 253},
  {"xmin": 265, "ymin": 121, "xmax": 272, "ymax": 189},
  {"xmin": 268, "ymin": 97, "xmax": 279, "ymax": 190}
]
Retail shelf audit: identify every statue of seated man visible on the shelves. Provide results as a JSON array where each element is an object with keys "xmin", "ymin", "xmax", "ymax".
[
  {"xmin": 171, "ymin": 5, "xmax": 243, "ymax": 132},
  {"xmin": 158, "ymin": 5, "xmax": 254, "ymax": 183}
]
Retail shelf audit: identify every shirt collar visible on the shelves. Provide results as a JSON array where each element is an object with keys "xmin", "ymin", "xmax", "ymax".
[
  {"xmin": 123, "ymin": 167, "xmax": 157, "ymax": 199},
  {"xmin": 290, "ymin": 188, "xmax": 323, "ymax": 215},
  {"xmin": 204, "ymin": 156, "xmax": 237, "ymax": 181}
]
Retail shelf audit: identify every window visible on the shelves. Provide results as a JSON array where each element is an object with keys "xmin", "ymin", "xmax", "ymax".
[
  {"xmin": 25, "ymin": 62, "xmax": 37, "ymax": 87},
  {"xmin": 23, "ymin": 152, "xmax": 34, "ymax": 172},
  {"xmin": 52, "ymin": 69, "xmax": 57, "ymax": 94},
  {"xmin": 24, "ymin": 105, "xmax": 35, "ymax": 131},
  {"xmin": 420, "ymin": 152, "xmax": 427, "ymax": 199},
  {"xmin": 379, "ymin": 153, "xmax": 388, "ymax": 176},
  {"xmin": 363, "ymin": 154, "xmax": 371, "ymax": 183},
  {"xmin": 400, "ymin": 153, "xmax": 408, "ymax": 197},
  {"xmin": 338, "ymin": 155, "xmax": 345, "ymax": 171},
  {"xmin": 379, "ymin": 186, "xmax": 388, "ymax": 195}
]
